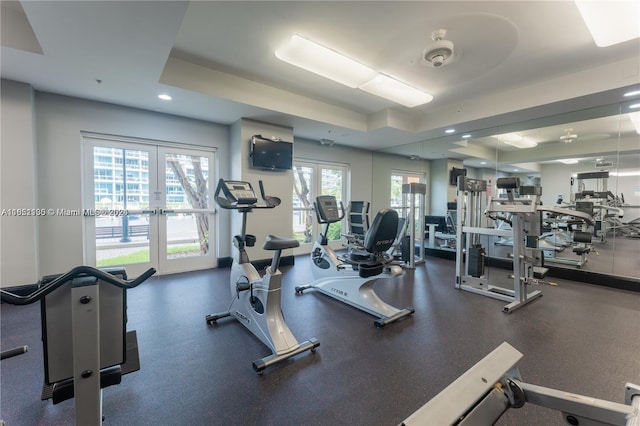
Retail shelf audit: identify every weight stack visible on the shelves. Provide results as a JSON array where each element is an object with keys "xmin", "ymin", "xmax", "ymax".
[{"xmin": 468, "ymin": 245, "xmax": 486, "ymax": 277}]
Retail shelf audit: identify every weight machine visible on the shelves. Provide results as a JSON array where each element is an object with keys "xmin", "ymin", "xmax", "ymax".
[
  {"xmin": 400, "ymin": 182, "xmax": 426, "ymax": 269},
  {"xmin": 456, "ymin": 177, "xmax": 594, "ymax": 313},
  {"xmin": 455, "ymin": 177, "xmax": 546, "ymax": 313},
  {"xmin": 402, "ymin": 342, "xmax": 640, "ymax": 426},
  {"xmin": 1, "ymin": 266, "xmax": 155, "ymax": 425}
]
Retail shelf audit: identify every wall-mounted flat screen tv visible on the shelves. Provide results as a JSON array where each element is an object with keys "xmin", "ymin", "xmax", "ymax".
[
  {"xmin": 450, "ymin": 167, "xmax": 467, "ymax": 186},
  {"xmin": 250, "ymin": 135, "xmax": 293, "ymax": 171}
]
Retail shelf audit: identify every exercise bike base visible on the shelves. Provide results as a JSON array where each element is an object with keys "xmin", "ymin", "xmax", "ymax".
[
  {"xmin": 295, "ymin": 282, "xmax": 415, "ymax": 327},
  {"xmin": 252, "ymin": 338, "xmax": 320, "ymax": 373},
  {"xmin": 205, "ymin": 312, "xmax": 231, "ymax": 323},
  {"xmin": 373, "ymin": 307, "xmax": 415, "ymax": 328}
]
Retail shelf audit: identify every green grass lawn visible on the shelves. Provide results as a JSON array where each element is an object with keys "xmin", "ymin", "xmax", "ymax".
[{"xmin": 97, "ymin": 244, "xmax": 201, "ymax": 267}]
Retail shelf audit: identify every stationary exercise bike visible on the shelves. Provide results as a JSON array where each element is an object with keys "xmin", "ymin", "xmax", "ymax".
[
  {"xmin": 295, "ymin": 195, "xmax": 414, "ymax": 328},
  {"xmin": 205, "ymin": 179, "xmax": 319, "ymax": 372}
]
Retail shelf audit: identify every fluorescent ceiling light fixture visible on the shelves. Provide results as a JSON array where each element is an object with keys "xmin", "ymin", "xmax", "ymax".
[
  {"xmin": 630, "ymin": 103, "xmax": 640, "ymax": 109},
  {"xmin": 359, "ymin": 74, "xmax": 433, "ymax": 107},
  {"xmin": 574, "ymin": 0, "xmax": 640, "ymax": 47},
  {"xmin": 610, "ymin": 170, "xmax": 640, "ymax": 177},
  {"xmin": 158, "ymin": 94, "xmax": 172, "ymax": 101},
  {"xmin": 445, "ymin": 129, "xmax": 455, "ymax": 134},
  {"xmin": 628, "ymin": 112, "xmax": 640, "ymax": 134},
  {"xmin": 275, "ymin": 34, "xmax": 377, "ymax": 88},
  {"xmin": 558, "ymin": 159, "xmax": 579, "ymax": 164},
  {"xmin": 481, "ymin": 161, "xmax": 487, "ymax": 165},
  {"xmin": 494, "ymin": 132, "xmax": 538, "ymax": 149},
  {"xmin": 624, "ymin": 90, "xmax": 640, "ymax": 97},
  {"xmin": 462, "ymin": 134, "xmax": 471, "ymax": 138}
]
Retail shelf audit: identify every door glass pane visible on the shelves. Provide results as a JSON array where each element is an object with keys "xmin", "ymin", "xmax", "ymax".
[
  {"xmin": 165, "ymin": 153, "xmax": 210, "ymax": 258},
  {"xmin": 293, "ymin": 165, "xmax": 314, "ymax": 243},
  {"xmin": 94, "ymin": 147, "xmax": 151, "ymax": 267},
  {"xmin": 321, "ymin": 167, "xmax": 343, "ymax": 241}
]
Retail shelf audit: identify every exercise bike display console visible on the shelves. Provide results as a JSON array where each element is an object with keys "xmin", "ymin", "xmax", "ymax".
[
  {"xmin": 216, "ymin": 180, "xmax": 258, "ymax": 206},
  {"xmin": 206, "ymin": 178, "xmax": 319, "ymax": 372}
]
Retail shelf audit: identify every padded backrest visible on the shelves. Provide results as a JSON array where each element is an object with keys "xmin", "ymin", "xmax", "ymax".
[{"xmin": 364, "ymin": 209, "xmax": 399, "ymax": 253}]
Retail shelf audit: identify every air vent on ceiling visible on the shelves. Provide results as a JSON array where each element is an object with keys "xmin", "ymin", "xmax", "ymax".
[{"xmin": 595, "ymin": 161, "xmax": 613, "ymax": 168}]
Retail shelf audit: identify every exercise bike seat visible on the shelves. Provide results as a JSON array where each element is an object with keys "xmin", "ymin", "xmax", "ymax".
[
  {"xmin": 363, "ymin": 209, "xmax": 399, "ymax": 254},
  {"xmin": 344, "ymin": 209, "xmax": 399, "ymax": 278},
  {"xmin": 263, "ymin": 235, "xmax": 300, "ymax": 251}
]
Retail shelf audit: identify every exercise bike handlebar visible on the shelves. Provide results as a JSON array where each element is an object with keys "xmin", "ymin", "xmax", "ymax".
[{"xmin": 0, "ymin": 265, "xmax": 156, "ymax": 306}]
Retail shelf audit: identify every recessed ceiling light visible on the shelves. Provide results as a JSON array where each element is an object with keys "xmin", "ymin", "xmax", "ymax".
[
  {"xmin": 445, "ymin": 129, "xmax": 455, "ymax": 134},
  {"xmin": 462, "ymin": 134, "xmax": 471, "ymax": 138},
  {"xmin": 158, "ymin": 94, "xmax": 172, "ymax": 101},
  {"xmin": 624, "ymin": 90, "xmax": 640, "ymax": 97},
  {"xmin": 629, "ymin": 103, "xmax": 640, "ymax": 109},
  {"xmin": 480, "ymin": 161, "xmax": 487, "ymax": 165}
]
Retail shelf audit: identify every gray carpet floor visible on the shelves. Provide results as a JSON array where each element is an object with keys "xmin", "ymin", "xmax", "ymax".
[{"xmin": 1, "ymin": 255, "xmax": 639, "ymax": 425}]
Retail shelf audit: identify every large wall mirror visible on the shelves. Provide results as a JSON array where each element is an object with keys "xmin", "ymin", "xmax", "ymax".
[{"xmin": 379, "ymin": 89, "xmax": 639, "ymax": 284}]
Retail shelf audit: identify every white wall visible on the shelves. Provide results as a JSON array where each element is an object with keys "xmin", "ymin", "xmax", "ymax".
[
  {"xmin": 1, "ymin": 80, "xmax": 39, "ymax": 286},
  {"xmin": 229, "ymin": 119, "xmax": 294, "ymax": 262},
  {"xmin": 294, "ymin": 138, "xmax": 373, "ymax": 204},
  {"xmin": 33, "ymin": 92, "xmax": 229, "ymax": 275},
  {"xmin": 372, "ymin": 152, "xmax": 430, "ymax": 215}
]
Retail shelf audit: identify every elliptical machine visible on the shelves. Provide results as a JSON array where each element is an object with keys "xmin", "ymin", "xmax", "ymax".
[
  {"xmin": 206, "ymin": 179, "xmax": 319, "ymax": 372},
  {"xmin": 295, "ymin": 195, "xmax": 414, "ymax": 328}
]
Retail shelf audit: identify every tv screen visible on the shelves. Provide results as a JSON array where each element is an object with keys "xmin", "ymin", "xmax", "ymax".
[
  {"xmin": 250, "ymin": 135, "xmax": 293, "ymax": 170},
  {"xmin": 450, "ymin": 167, "xmax": 467, "ymax": 186}
]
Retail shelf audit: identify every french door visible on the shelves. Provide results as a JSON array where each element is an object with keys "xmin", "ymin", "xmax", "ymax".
[
  {"xmin": 292, "ymin": 160, "xmax": 348, "ymax": 255},
  {"xmin": 83, "ymin": 136, "xmax": 217, "ymax": 275}
]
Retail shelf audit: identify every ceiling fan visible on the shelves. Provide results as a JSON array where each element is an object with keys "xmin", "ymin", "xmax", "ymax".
[{"xmin": 559, "ymin": 128, "xmax": 578, "ymax": 143}]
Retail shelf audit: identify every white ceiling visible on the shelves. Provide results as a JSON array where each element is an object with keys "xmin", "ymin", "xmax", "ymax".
[{"xmin": 1, "ymin": 1, "xmax": 639, "ymax": 170}]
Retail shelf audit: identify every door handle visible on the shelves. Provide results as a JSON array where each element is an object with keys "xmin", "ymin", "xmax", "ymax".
[
  {"xmin": 161, "ymin": 209, "xmax": 175, "ymax": 215},
  {"xmin": 142, "ymin": 209, "xmax": 156, "ymax": 215}
]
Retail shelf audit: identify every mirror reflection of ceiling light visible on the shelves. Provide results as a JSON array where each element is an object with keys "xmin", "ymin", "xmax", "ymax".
[
  {"xmin": 494, "ymin": 133, "xmax": 538, "ymax": 149},
  {"xmin": 276, "ymin": 34, "xmax": 433, "ymax": 107},
  {"xmin": 629, "ymin": 112, "xmax": 640, "ymax": 134},
  {"xmin": 560, "ymin": 128, "xmax": 578, "ymax": 143},
  {"xmin": 558, "ymin": 159, "xmax": 579, "ymax": 164},
  {"xmin": 610, "ymin": 170, "xmax": 640, "ymax": 177},
  {"xmin": 574, "ymin": 0, "xmax": 640, "ymax": 47}
]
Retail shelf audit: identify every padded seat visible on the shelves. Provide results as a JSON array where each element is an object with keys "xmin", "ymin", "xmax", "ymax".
[{"xmin": 263, "ymin": 235, "xmax": 300, "ymax": 251}]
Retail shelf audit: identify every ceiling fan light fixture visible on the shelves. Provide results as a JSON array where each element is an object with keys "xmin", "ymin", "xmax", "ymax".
[
  {"xmin": 422, "ymin": 29, "xmax": 455, "ymax": 68},
  {"xmin": 560, "ymin": 128, "xmax": 578, "ymax": 143},
  {"xmin": 275, "ymin": 34, "xmax": 377, "ymax": 88}
]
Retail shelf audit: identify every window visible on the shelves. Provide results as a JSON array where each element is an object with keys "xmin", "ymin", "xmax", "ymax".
[
  {"xmin": 390, "ymin": 171, "xmax": 424, "ymax": 216},
  {"xmin": 293, "ymin": 160, "xmax": 348, "ymax": 244}
]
